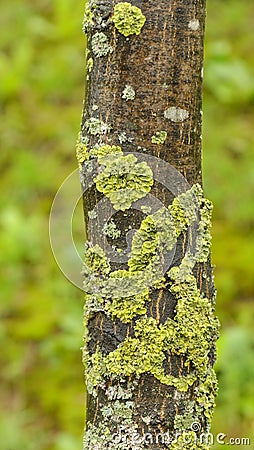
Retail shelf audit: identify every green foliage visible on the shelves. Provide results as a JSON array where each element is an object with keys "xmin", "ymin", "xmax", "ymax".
[
  {"xmin": 0, "ymin": 1, "xmax": 85, "ymax": 449},
  {"xmin": 203, "ymin": 1, "xmax": 254, "ymax": 447}
]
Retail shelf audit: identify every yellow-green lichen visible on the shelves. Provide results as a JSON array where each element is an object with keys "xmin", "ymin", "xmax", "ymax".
[
  {"xmin": 83, "ymin": 244, "xmax": 110, "ymax": 276},
  {"xmin": 90, "ymin": 144, "xmax": 122, "ymax": 162},
  {"xmin": 128, "ymin": 215, "xmax": 159, "ymax": 273},
  {"xmin": 85, "ymin": 316, "xmax": 197, "ymax": 391},
  {"xmin": 105, "ymin": 289, "xmax": 149, "ymax": 322},
  {"xmin": 83, "ymin": 184, "xmax": 219, "ymax": 425},
  {"xmin": 87, "ymin": 57, "xmax": 93, "ymax": 73},
  {"xmin": 95, "ymin": 153, "xmax": 154, "ymax": 211},
  {"xmin": 76, "ymin": 132, "xmax": 89, "ymax": 168},
  {"xmin": 112, "ymin": 2, "xmax": 146, "ymax": 37},
  {"xmin": 166, "ymin": 268, "xmax": 219, "ymax": 379},
  {"xmin": 196, "ymin": 369, "xmax": 218, "ymax": 422},
  {"xmin": 196, "ymin": 198, "xmax": 213, "ymax": 262},
  {"xmin": 85, "ymin": 266, "xmax": 219, "ymax": 389},
  {"xmin": 151, "ymin": 131, "xmax": 167, "ymax": 144},
  {"xmin": 82, "ymin": 5, "xmax": 93, "ymax": 34}
]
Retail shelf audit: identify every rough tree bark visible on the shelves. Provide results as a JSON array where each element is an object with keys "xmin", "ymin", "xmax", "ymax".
[{"xmin": 78, "ymin": 1, "xmax": 219, "ymax": 449}]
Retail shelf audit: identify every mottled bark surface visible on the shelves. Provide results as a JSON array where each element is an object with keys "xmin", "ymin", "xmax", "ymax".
[{"xmin": 80, "ymin": 1, "xmax": 218, "ymax": 449}]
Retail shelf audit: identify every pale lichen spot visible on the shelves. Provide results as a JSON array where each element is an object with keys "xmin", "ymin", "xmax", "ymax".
[
  {"xmin": 188, "ymin": 19, "xmax": 200, "ymax": 31},
  {"xmin": 122, "ymin": 84, "xmax": 136, "ymax": 101},
  {"xmin": 91, "ymin": 32, "xmax": 113, "ymax": 57},
  {"xmin": 164, "ymin": 107, "xmax": 189, "ymax": 123}
]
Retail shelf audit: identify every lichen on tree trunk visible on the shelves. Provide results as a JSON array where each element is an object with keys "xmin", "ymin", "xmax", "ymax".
[{"xmin": 78, "ymin": 1, "xmax": 219, "ymax": 449}]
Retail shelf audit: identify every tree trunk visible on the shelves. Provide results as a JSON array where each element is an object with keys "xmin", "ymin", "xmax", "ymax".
[{"xmin": 79, "ymin": 1, "xmax": 219, "ymax": 448}]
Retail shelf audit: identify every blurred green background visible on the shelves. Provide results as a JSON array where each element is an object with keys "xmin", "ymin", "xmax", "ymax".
[{"xmin": 0, "ymin": 1, "xmax": 253, "ymax": 449}]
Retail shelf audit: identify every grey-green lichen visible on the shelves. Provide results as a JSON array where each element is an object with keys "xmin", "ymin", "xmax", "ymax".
[
  {"xmin": 91, "ymin": 32, "xmax": 113, "ymax": 57},
  {"xmin": 84, "ymin": 117, "xmax": 111, "ymax": 135},
  {"xmin": 82, "ymin": 4, "xmax": 94, "ymax": 34},
  {"xmin": 122, "ymin": 84, "xmax": 136, "ymax": 101},
  {"xmin": 88, "ymin": 210, "xmax": 97, "ymax": 220},
  {"xmin": 103, "ymin": 220, "xmax": 121, "ymax": 239},
  {"xmin": 76, "ymin": 132, "xmax": 89, "ymax": 168},
  {"xmin": 94, "ymin": 153, "xmax": 154, "ymax": 211},
  {"xmin": 83, "ymin": 423, "xmax": 111, "ymax": 450},
  {"xmin": 118, "ymin": 132, "xmax": 134, "ymax": 144},
  {"xmin": 164, "ymin": 107, "xmax": 189, "ymax": 123},
  {"xmin": 151, "ymin": 131, "xmax": 167, "ymax": 144},
  {"xmin": 83, "ymin": 0, "xmax": 112, "ymax": 36},
  {"xmin": 174, "ymin": 401, "xmax": 197, "ymax": 431},
  {"xmin": 112, "ymin": 2, "xmax": 146, "ymax": 37},
  {"xmin": 188, "ymin": 19, "xmax": 200, "ymax": 31}
]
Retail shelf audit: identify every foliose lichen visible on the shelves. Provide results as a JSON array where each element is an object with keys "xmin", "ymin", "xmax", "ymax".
[
  {"xmin": 83, "ymin": 181, "xmax": 219, "ymax": 447},
  {"xmin": 140, "ymin": 205, "xmax": 151, "ymax": 214},
  {"xmin": 112, "ymin": 2, "xmax": 146, "ymax": 37},
  {"xmin": 103, "ymin": 220, "xmax": 121, "ymax": 239},
  {"xmin": 90, "ymin": 144, "xmax": 122, "ymax": 162},
  {"xmin": 84, "ymin": 184, "xmax": 218, "ymax": 397},
  {"xmin": 173, "ymin": 400, "xmax": 197, "ymax": 432},
  {"xmin": 83, "ymin": 243, "xmax": 110, "ymax": 277},
  {"xmin": 94, "ymin": 153, "xmax": 154, "ymax": 211},
  {"xmin": 105, "ymin": 289, "xmax": 149, "ymax": 323},
  {"xmin": 151, "ymin": 130, "xmax": 167, "ymax": 144},
  {"xmin": 91, "ymin": 32, "xmax": 113, "ymax": 57}
]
